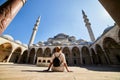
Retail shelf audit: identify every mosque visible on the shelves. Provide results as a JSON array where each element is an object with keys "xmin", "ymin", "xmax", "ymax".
[{"xmin": 0, "ymin": 0, "xmax": 120, "ymax": 66}]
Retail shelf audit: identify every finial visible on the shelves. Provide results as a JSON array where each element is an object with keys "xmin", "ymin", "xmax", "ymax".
[
  {"xmin": 38, "ymin": 16, "xmax": 41, "ymax": 20},
  {"xmin": 37, "ymin": 16, "xmax": 41, "ymax": 22},
  {"xmin": 82, "ymin": 10, "xmax": 85, "ymax": 15}
]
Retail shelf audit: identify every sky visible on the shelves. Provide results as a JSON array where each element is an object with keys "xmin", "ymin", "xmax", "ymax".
[{"xmin": 0, "ymin": 0, "xmax": 115, "ymax": 45}]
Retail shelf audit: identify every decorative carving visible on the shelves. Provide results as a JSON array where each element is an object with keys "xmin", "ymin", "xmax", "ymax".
[
  {"xmin": 0, "ymin": 3, "xmax": 11, "ymax": 30},
  {"xmin": 0, "ymin": 0, "xmax": 27, "ymax": 34}
]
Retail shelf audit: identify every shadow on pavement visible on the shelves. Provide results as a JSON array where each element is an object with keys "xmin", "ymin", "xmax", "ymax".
[
  {"xmin": 80, "ymin": 65, "xmax": 120, "ymax": 72},
  {"xmin": 21, "ymin": 70, "xmax": 65, "ymax": 73}
]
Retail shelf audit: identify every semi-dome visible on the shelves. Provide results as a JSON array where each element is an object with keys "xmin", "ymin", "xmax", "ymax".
[
  {"xmin": 53, "ymin": 41, "xmax": 61, "ymax": 44},
  {"xmin": 15, "ymin": 40, "xmax": 22, "ymax": 44},
  {"xmin": 1, "ymin": 34, "xmax": 14, "ymax": 41},
  {"xmin": 69, "ymin": 36, "xmax": 76, "ymax": 42},
  {"xmin": 76, "ymin": 39, "xmax": 85, "ymax": 43}
]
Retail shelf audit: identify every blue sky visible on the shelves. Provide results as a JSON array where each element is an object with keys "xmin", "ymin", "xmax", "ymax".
[{"xmin": 0, "ymin": 0, "xmax": 114, "ymax": 45}]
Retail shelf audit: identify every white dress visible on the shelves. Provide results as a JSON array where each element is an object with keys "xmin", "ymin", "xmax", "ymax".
[{"xmin": 51, "ymin": 52, "xmax": 66, "ymax": 72}]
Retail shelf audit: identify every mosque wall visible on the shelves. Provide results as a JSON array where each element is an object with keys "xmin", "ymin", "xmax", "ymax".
[
  {"xmin": 0, "ymin": 24, "xmax": 120, "ymax": 66},
  {"xmin": 90, "ymin": 24, "xmax": 120, "ymax": 65},
  {"xmin": 0, "ymin": 36, "xmax": 28, "ymax": 63}
]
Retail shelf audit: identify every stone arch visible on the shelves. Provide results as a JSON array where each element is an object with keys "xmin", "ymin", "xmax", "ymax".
[
  {"xmin": 52, "ymin": 47, "xmax": 56, "ymax": 53},
  {"xmin": 62, "ymin": 47, "xmax": 71, "ymax": 65},
  {"xmin": 36, "ymin": 48, "xmax": 43, "ymax": 57},
  {"xmin": 103, "ymin": 37, "xmax": 120, "ymax": 65},
  {"xmin": 90, "ymin": 48, "xmax": 99, "ymax": 65},
  {"xmin": 81, "ymin": 46, "xmax": 91, "ymax": 65},
  {"xmin": 44, "ymin": 47, "xmax": 51, "ymax": 57},
  {"xmin": 35, "ymin": 48, "xmax": 43, "ymax": 63},
  {"xmin": 0, "ymin": 42, "xmax": 12, "ymax": 62},
  {"xmin": 20, "ymin": 50, "xmax": 28, "ymax": 64},
  {"xmin": 28, "ymin": 48, "xmax": 35, "ymax": 64},
  {"xmin": 95, "ymin": 44, "xmax": 108, "ymax": 65},
  {"xmin": 72, "ymin": 46, "xmax": 81, "ymax": 66},
  {"xmin": 9, "ymin": 47, "xmax": 22, "ymax": 63}
]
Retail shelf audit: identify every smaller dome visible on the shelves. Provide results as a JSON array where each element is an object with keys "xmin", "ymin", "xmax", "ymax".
[
  {"xmin": 1, "ymin": 34, "xmax": 14, "ymax": 40},
  {"xmin": 15, "ymin": 40, "xmax": 22, "ymax": 44}
]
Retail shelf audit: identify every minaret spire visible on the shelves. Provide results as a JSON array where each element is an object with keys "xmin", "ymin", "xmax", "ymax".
[
  {"xmin": 28, "ymin": 16, "xmax": 41, "ymax": 47},
  {"xmin": 82, "ymin": 10, "xmax": 95, "ymax": 42}
]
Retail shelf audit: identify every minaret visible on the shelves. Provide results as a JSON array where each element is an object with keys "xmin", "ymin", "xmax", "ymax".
[
  {"xmin": 28, "ymin": 16, "xmax": 41, "ymax": 47},
  {"xmin": 82, "ymin": 10, "xmax": 95, "ymax": 42}
]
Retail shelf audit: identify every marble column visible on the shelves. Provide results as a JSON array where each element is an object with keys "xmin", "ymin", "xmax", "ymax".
[
  {"xmin": 0, "ymin": 0, "xmax": 27, "ymax": 34},
  {"xmin": 99, "ymin": 0, "xmax": 120, "ymax": 27}
]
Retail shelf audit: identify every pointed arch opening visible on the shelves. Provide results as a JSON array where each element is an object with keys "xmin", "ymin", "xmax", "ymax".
[
  {"xmin": 62, "ymin": 47, "xmax": 71, "ymax": 66},
  {"xmin": 37, "ymin": 48, "xmax": 43, "ymax": 57},
  {"xmin": 44, "ymin": 47, "xmax": 51, "ymax": 57},
  {"xmin": 72, "ymin": 46, "xmax": 81, "ymax": 66},
  {"xmin": 91, "ymin": 48, "xmax": 99, "ymax": 65},
  {"xmin": 95, "ymin": 44, "xmax": 108, "ymax": 65},
  {"xmin": 0, "ymin": 43, "xmax": 12, "ymax": 62},
  {"xmin": 81, "ymin": 46, "xmax": 91, "ymax": 65},
  {"xmin": 9, "ymin": 47, "xmax": 22, "ymax": 63},
  {"xmin": 103, "ymin": 37, "xmax": 120, "ymax": 65},
  {"xmin": 20, "ymin": 50, "xmax": 28, "ymax": 64},
  {"xmin": 35, "ymin": 48, "xmax": 43, "ymax": 64},
  {"xmin": 28, "ymin": 48, "xmax": 35, "ymax": 64},
  {"xmin": 52, "ymin": 47, "xmax": 56, "ymax": 53}
]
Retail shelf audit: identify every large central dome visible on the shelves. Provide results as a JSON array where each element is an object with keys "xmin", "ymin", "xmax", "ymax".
[
  {"xmin": 37, "ymin": 33, "xmax": 87, "ymax": 46},
  {"xmin": 54, "ymin": 33, "xmax": 69, "ymax": 39}
]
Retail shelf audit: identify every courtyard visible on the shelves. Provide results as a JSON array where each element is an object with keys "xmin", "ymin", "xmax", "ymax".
[{"xmin": 0, "ymin": 63, "xmax": 120, "ymax": 80}]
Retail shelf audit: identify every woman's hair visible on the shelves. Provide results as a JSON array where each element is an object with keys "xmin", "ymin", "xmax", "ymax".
[{"xmin": 55, "ymin": 46, "xmax": 62, "ymax": 52}]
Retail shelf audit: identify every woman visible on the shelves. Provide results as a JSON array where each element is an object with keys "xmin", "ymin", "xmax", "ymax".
[{"xmin": 46, "ymin": 46, "xmax": 70, "ymax": 72}]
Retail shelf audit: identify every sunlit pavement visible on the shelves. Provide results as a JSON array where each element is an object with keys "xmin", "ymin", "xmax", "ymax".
[{"xmin": 0, "ymin": 63, "xmax": 120, "ymax": 80}]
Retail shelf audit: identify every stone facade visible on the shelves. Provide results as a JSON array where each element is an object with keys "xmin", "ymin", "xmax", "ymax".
[
  {"xmin": 90, "ymin": 24, "xmax": 120, "ymax": 65},
  {"xmin": 0, "ymin": 24, "xmax": 119, "ymax": 66},
  {"xmin": 0, "ymin": 35, "xmax": 28, "ymax": 63}
]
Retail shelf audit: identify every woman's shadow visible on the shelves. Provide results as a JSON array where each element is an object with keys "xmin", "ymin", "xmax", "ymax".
[{"xmin": 21, "ymin": 69, "xmax": 54, "ymax": 73}]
